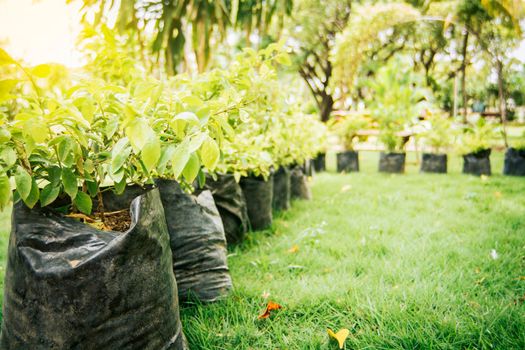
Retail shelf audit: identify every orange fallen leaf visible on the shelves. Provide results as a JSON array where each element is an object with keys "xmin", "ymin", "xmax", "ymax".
[
  {"xmin": 68, "ymin": 260, "xmax": 81, "ymax": 268},
  {"xmin": 327, "ymin": 328, "xmax": 350, "ymax": 349},
  {"xmin": 258, "ymin": 301, "xmax": 282, "ymax": 319},
  {"xmin": 287, "ymin": 245, "xmax": 299, "ymax": 253}
]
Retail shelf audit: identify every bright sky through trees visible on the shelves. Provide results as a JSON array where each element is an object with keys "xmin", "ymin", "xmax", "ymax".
[{"xmin": 0, "ymin": 0, "xmax": 83, "ymax": 66}]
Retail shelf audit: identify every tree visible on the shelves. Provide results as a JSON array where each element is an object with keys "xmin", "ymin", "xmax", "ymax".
[{"xmin": 285, "ymin": 0, "xmax": 352, "ymax": 122}]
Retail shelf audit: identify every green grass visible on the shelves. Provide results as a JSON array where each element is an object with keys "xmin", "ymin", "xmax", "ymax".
[{"xmin": 1, "ymin": 151, "xmax": 525, "ymax": 349}]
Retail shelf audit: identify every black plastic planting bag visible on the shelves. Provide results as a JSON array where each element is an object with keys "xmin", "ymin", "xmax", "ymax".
[
  {"xmin": 503, "ymin": 147, "xmax": 525, "ymax": 176},
  {"xmin": 337, "ymin": 151, "xmax": 359, "ymax": 173},
  {"xmin": 290, "ymin": 165, "xmax": 312, "ymax": 200},
  {"xmin": 313, "ymin": 153, "xmax": 326, "ymax": 172},
  {"xmin": 421, "ymin": 153, "xmax": 447, "ymax": 173},
  {"xmin": 1, "ymin": 188, "xmax": 187, "ymax": 350},
  {"xmin": 463, "ymin": 149, "xmax": 491, "ymax": 176},
  {"xmin": 272, "ymin": 166, "xmax": 291, "ymax": 211},
  {"xmin": 155, "ymin": 179, "xmax": 232, "ymax": 303},
  {"xmin": 240, "ymin": 175, "xmax": 273, "ymax": 231},
  {"xmin": 379, "ymin": 152, "xmax": 406, "ymax": 173},
  {"xmin": 202, "ymin": 174, "xmax": 249, "ymax": 244}
]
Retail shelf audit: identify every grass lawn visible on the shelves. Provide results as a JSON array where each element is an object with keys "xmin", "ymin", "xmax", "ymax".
[{"xmin": 1, "ymin": 151, "xmax": 525, "ymax": 348}]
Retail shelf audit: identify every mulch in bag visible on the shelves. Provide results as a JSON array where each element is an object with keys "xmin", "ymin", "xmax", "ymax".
[
  {"xmin": 155, "ymin": 179, "xmax": 232, "ymax": 303},
  {"xmin": 503, "ymin": 147, "xmax": 525, "ymax": 176},
  {"xmin": 201, "ymin": 173, "xmax": 249, "ymax": 244},
  {"xmin": 1, "ymin": 188, "xmax": 187, "ymax": 350},
  {"xmin": 420, "ymin": 153, "xmax": 447, "ymax": 174},
  {"xmin": 240, "ymin": 174, "xmax": 274, "ymax": 231},
  {"xmin": 336, "ymin": 151, "xmax": 359, "ymax": 173},
  {"xmin": 379, "ymin": 152, "xmax": 406, "ymax": 173},
  {"xmin": 463, "ymin": 149, "xmax": 491, "ymax": 176},
  {"xmin": 313, "ymin": 153, "xmax": 326, "ymax": 172},
  {"xmin": 290, "ymin": 165, "xmax": 312, "ymax": 200},
  {"xmin": 272, "ymin": 166, "xmax": 291, "ymax": 211}
]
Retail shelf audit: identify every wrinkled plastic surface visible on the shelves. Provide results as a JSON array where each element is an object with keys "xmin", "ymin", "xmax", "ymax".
[
  {"xmin": 272, "ymin": 166, "xmax": 291, "ymax": 211},
  {"xmin": 503, "ymin": 148, "xmax": 525, "ymax": 176},
  {"xmin": 313, "ymin": 153, "xmax": 326, "ymax": 172},
  {"xmin": 290, "ymin": 165, "xmax": 312, "ymax": 200},
  {"xmin": 420, "ymin": 153, "xmax": 447, "ymax": 173},
  {"xmin": 379, "ymin": 152, "xmax": 406, "ymax": 173},
  {"xmin": 202, "ymin": 174, "xmax": 249, "ymax": 244},
  {"xmin": 240, "ymin": 175, "xmax": 273, "ymax": 231},
  {"xmin": 1, "ymin": 188, "xmax": 187, "ymax": 350},
  {"xmin": 337, "ymin": 151, "xmax": 359, "ymax": 173},
  {"xmin": 156, "ymin": 179, "xmax": 232, "ymax": 303},
  {"xmin": 463, "ymin": 149, "xmax": 491, "ymax": 176}
]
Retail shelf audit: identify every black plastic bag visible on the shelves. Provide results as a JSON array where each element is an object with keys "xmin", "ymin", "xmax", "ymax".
[
  {"xmin": 155, "ymin": 179, "xmax": 232, "ymax": 303},
  {"xmin": 463, "ymin": 149, "xmax": 491, "ymax": 176},
  {"xmin": 313, "ymin": 153, "xmax": 326, "ymax": 172},
  {"xmin": 379, "ymin": 152, "xmax": 406, "ymax": 173},
  {"xmin": 503, "ymin": 147, "xmax": 525, "ymax": 176},
  {"xmin": 272, "ymin": 166, "xmax": 291, "ymax": 211},
  {"xmin": 337, "ymin": 151, "xmax": 359, "ymax": 173},
  {"xmin": 1, "ymin": 188, "xmax": 187, "ymax": 350},
  {"xmin": 420, "ymin": 153, "xmax": 447, "ymax": 173},
  {"xmin": 201, "ymin": 174, "xmax": 249, "ymax": 244},
  {"xmin": 290, "ymin": 165, "xmax": 312, "ymax": 200},
  {"xmin": 240, "ymin": 175, "xmax": 273, "ymax": 231}
]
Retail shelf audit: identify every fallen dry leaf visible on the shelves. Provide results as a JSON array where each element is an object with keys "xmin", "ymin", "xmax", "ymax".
[
  {"xmin": 261, "ymin": 290, "xmax": 271, "ymax": 299},
  {"xmin": 481, "ymin": 175, "xmax": 489, "ymax": 182},
  {"xmin": 287, "ymin": 245, "xmax": 299, "ymax": 253},
  {"xmin": 68, "ymin": 260, "xmax": 81, "ymax": 268},
  {"xmin": 494, "ymin": 191, "xmax": 502, "ymax": 199},
  {"xmin": 327, "ymin": 328, "xmax": 350, "ymax": 349},
  {"xmin": 340, "ymin": 185, "xmax": 352, "ymax": 192},
  {"xmin": 258, "ymin": 301, "xmax": 282, "ymax": 319}
]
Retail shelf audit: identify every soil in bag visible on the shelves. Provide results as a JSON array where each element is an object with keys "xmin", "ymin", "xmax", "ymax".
[
  {"xmin": 201, "ymin": 174, "xmax": 249, "ymax": 245},
  {"xmin": 240, "ymin": 174, "xmax": 273, "ymax": 231},
  {"xmin": 272, "ymin": 166, "xmax": 291, "ymax": 211},
  {"xmin": 336, "ymin": 151, "xmax": 359, "ymax": 173},
  {"xmin": 379, "ymin": 152, "xmax": 406, "ymax": 173},
  {"xmin": 0, "ymin": 188, "xmax": 187, "ymax": 350},
  {"xmin": 156, "ymin": 179, "xmax": 232, "ymax": 303},
  {"xmin": 313, "ymin": 153, "xmax": 326, "ymax": 172},
  {"xmin": 420, "ymin": 153, "xmax": 447, "ymax": 173},
  {"xmin": 290, "ymin": 165, "xmax": 312, "ymax": 200},
  {"xmin": 463, "ymin": 149, "xmax": 491, "ymax": 176},
  {"xmin": 503, "ymin": 147, "xmax": 525, "ymax": 176}
]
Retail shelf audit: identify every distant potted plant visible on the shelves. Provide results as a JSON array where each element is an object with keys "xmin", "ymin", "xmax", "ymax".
[
  {"xmin": 330, "ymin": 113, "xmax": 369, "ymax": 173},
  {"xmin": 367, "ymin": 59, "xmax": 431, "ymax": 173},
  {"xmin": 457, "ymin": 119, "xmax": 495, "ymax": 176},
  {"xmin": 503, "ymin": 132, "xmax": 525, "ymax": 176},
  {"xmin": 419, "ymin": 113, "xmax": 453, "ymax": 173}
]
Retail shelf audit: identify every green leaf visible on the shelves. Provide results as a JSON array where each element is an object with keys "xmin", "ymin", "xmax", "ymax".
[
  {"xmin": 0, "ymin": 79, "xmax": 18, "ymax": 101},
  {"xmin": 47, "ymin": 166, "xmax": 62, "ymax": 187},
  {"xmin": 0, "ymin": 173, "xmax": 11, "ymax": 211},
  {"xmin": 171, "ymin": 142, "xmax": 190, "ymax": 179},
  {"xmin": 1, "ymin": 147, "xmax": 17, "ymax": 168},
  {"xmin": 74, "ymin": 191, "xmax": 92, "ymax": 215},
  {"xmin": 141, "ymin": 138, "xmax": 161, "ymax": 172},
  {"xmin": 0, "ymin": 48, "xmax": 15, "ymax": 66},
  {"xmin": 111, "ymin": 138, "xmax": 132, "ymax": 173},
  {"xmin": 14, "ymin": 166, "xmax": 31, "ymax": 200},
  {"xmin": 85, "ymin": 180, "xmax": 98, "ymax": 197},
  {"xmin": 23, "ymin": 178, "xmax": 39, "ymax": 208},
  {"xmin": 57, "ymin": 137, "xmax": 76, "ymax": 167},
  {"xmin": 125, "ymin": 118, "xmax": 155, "ymax": 153},
  {"xmin": 188, "ymin": 133, "xmax": 207, "ymax": 152},
  {"xmin": 62, "ymin": 168, "xmax": 78, "ymax": 200},
  {"xmin": 0, "ymin": 128, "xmax": 11, "ymax": 143},
  {"xmin": 40, "ymin": 184, "xmax": 60, "ymax": 207},
  {"xmin": 31, "ymin": 64, "xmax": 52, "ymax": 78},
  {"xmin": 200, "ymin": 137, "xmax": 220, "ymax": 170},
  {"xmin": 275, "ymin": 52, "xmax": 292, "ymax": 66},
  {"xmin": 158, "ymin": 145, "xmax": 175, "ymax": 175},
  {"xmin": 182, "ymin": 153, "xmax": 200, "ymax": 183}
]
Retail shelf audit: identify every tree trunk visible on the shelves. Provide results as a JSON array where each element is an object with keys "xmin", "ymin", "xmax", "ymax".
[
  {"xmin": 460, "ymin": 30, "xmax": 469, "ymax": 123},
  {"xmin": 497, "ymin": 59, "xmax": 508, "ymax": 147},
  {"xmin": 320, "ymin": 94, "xmax": 334, "ymax": 122}
]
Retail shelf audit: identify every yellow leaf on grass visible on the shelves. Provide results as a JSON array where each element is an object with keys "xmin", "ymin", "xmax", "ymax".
[
  {"xmin": 494, "ymin": 191, "xmax": 502, "ymax": 199},
  {"xmin": 258, "ymin": 301, "xmax": 282, "ymax": 319},
  {"xmin": 480, "ymin": 175, "xmax": 489, "ymax": 182},
  {"xmin": 327, "ymin": 328, "xmax": 350, "ymax": 349},
  {"xmin": 340, "ymin": 184, "xmax": 352, "ymax": 192},
  {"xmin": 287, "ymin": 245, "xmax": 299, "ymax": 253}
]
